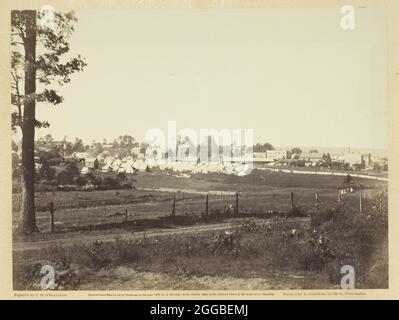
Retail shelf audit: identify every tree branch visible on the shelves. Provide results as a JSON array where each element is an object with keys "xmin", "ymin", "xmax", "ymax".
[{"xmin": 11, "ymin": 70, "xmax": 23, "ymax": 120}]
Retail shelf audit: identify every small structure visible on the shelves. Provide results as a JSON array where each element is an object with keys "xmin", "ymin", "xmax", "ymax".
[
  {"xmin": 299, "ymin": 152, "xmax": 323, "ymax": 165},
  {"xmin": 85, "ymin": 157, "xmax": 100, "ymax": 170},
  {"xmin": 343, "ymin": 152, "xmax": 371, "ymax": 168},
  {"xmin": 252, "ymin": 152, "xmax": 274, "ymax": 163},
  {"xmin": 80, "ymin": 166, "xmax": 92, "ymax": 174},
  {"xmin": 266, "ymin": 150, "xmax": 287, "ymax": 160}
]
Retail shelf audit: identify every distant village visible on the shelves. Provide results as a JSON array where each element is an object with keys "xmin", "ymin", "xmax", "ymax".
[{"xmin": 12, "ymin": 134, "xmax": 388, "ymax": 177}]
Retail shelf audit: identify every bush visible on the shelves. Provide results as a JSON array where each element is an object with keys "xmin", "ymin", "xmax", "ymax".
[
  {"xmin": 286, "ymin": 205, "xmax": 307, "ymax": 217},
  {"xmin": 114, "ymin": 238, "xmax": 139, "ymax": 264},
  {"xmin": 73, "ymin": 175, "xmax": 87, "ymax": 186},
  {"xmin": 38, "ymin": 160, "xmax": 56, "ymax": 182},
  {"xmin": 116, "ymin": 172, "xmax": 127, "ymax": 181},
  {"xmin": 342, "ymin": 174, "xmax": 354, "ymax": 190},
  {"xmin": 101, "ymin": 177, "xmax": 121, "ymax": 189},
  {"xmin": 56, "ymin": 162, "xmax": 80, "ymax": 185},
  {"xmin": 84, "ymin": 172, "xmax": 101, "ymax": 186},
  {"xmin": 212, "ymin": 231, "xmax": 242, "ymax": 256},
  {"xmin": 80, "ymin": 240, "xmax": 114, "ymax": 271},
  {"xmin": 56, "ymin": 170, "xmax": 72, "ymax": 185},
  {"xmin": 14, "ymin": 204, "xmax": 388, "ymax": 290}
]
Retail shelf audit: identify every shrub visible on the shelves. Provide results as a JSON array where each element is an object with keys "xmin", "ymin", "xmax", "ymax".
[
  {"xmin": 56, "ymin": 170, "xmax": 72, "ymax": 185},
  {"xmin": 73, "ymin": 175, "xmax": 87, "ymax": 186},
  {"xmin": 80, "ymin": 240, "xmax": 114, "ymax": 270},
  {"xmin": 38, "ymin": 160, "xmax": 56, "ymax": 182},
  {"xmin": 84, "ymin": 172, "xmax": 101, "ymax": 186},
  {"xmin": 101, "ymin": 177, "xmax": 121, "ymax": 189},
  {"xmin": 212, "ymin": 231, "xmax": 242, "ymax": 256},
  {"xmin": 286, "ymin": 205, "xmax": 307, "ymax": 217},
  {"xmin": 56, "ymin": 162, "xmax": 80, "ymax": 185},
  {"xmin": 113, "ymin": 238, "xmax": 139, "ymax": 264},
  {"xmin": 342, "ymin": 174, "xmax": 354, "ymax": 190},
  {"xmin": 116, "ymin": 172, "xmax": 127, "ymax": 181},
  {"xmin": 13, "ymin": 245, "xmax": 81, "ymax": 290}
]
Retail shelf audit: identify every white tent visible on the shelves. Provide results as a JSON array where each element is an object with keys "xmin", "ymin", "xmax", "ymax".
[
  {"xmin": 81, "ymin": 166, "xmax": 90, "ymax": 174},
  {"xmin": 132, "ymin": 159, "xmax": 147, "ymax": 172}
]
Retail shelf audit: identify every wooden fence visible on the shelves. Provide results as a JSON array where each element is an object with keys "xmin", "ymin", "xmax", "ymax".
[{"xmin": 43, "ymin": 190, "xmax": 372, "ymax": 232}]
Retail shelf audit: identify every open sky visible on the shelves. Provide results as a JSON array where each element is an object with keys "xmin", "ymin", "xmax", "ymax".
[{"xmin": 30, "ymin": 8, "xmax": 387, "ymax": 150}]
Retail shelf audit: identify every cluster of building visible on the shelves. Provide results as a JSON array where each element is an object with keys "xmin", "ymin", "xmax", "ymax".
[
  {"xmin": 253, "ymin": 150, "xmax": 386, "ymax": 169},
  {"xmin": 71, "ymin": 147, "xmax": 387, "ymax": 175},
  {"xmin": 252, "ymin": 150, "xmax": 288, "ymax": 162},
  {"xmin": 76, "ymin": 151, "xmax": 252, "ymax": 175},
  {"xmin": 297, "ymin": 151, "xmax": 384, "ymax": 169}
]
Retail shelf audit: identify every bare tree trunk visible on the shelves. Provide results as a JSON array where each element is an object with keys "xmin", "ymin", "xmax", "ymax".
[{"xmin": 19, "ymin": 10, "xmax": 37, "ymax": 233}]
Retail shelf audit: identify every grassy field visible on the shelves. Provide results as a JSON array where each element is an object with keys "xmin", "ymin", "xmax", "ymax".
[
  {"xmin": 13, "ymin": 212, "xmax": 388, "ymax": 290},
  {"xmin": 12, "ymin": 169, "xmax": 386, "ymax": 233},
  {"xmin": 12, "ymin": 169, "xmax": 388, "ymax": 290},
  {"xmin": 258, "ymin": 164, "xmax": 389, "ymax": 178}
]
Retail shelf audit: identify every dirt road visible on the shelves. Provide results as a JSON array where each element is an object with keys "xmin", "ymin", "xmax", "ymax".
[
  {"xmin": 259, "ymin": 167, "xmax": 388, "ymax": 181},
  {"xmin": 13, "ymin": 217, "xmax": 310, "ymax": 255}
]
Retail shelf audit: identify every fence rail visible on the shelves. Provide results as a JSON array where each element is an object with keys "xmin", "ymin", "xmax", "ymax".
[{"xmin": 35, "ymin": 190, "xmax": 379, "ymax": 233}]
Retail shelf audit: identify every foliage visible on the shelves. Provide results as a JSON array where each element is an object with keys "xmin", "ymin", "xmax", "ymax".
[
  {"xmin": 321, "ymin": 153, "xmax": 332, "ymax": 167},
  {"xmin": 253, "ymin": 142, "xmax": 274, "ymax": 152},
  {"xmin": 72, "ymin": 175, "xmax": 87, "ymax": 186},
  {"xmin": 289, "ymin": 147, "xmax": 302, "ymax": 158},
  {"xmin": 84, "ymin": 172, "xmax": 101, "ymax": 186},
  {"xmin": 286, "ymin": 205, "xmax": 307, "ymax": 217},
  {"xmin": 11, "ymin": 10, "xmax": 86, "ymax": 131},
  {"xmin": 367, "ymin": 194, "xmax": 388, "ymax": 224},
  {"xmin": 342, "ymin": 174, "xmax": 354, "ymax": 190},
  {"xmin": 56, "ymin": 162, "xmax": 80, "ymax": 185},
  {"xmin": 353, "ymin": 163, "xmax": 365, "ymax": 171},
  {"xmin": 37, "ymin": 159, "xmax": 56, "ymax": 182},
  {"xmin": 12, "ymin": 152, "xmax": 20, "ymax": 171},
  {"xmin": 290, "ymin": 160, "xmax": 306, "ymax": 167},
  {"xmin": 116, "ymin": 172, "xmax": 127, "ymax": 181},
  {"xmin": 212, "ymin": 231, "xmax": 242, "ymax": 256},
  {"xmin": 15, "ymin": 195, "xmax": 388, "ymax": 289},
  {"xmin": 13, "ymin": 254, "xmax": 80, "ymax": 290}
]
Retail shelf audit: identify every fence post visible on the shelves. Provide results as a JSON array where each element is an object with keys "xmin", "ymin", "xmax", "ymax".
[
  {"xmin": 359, "ymin": 194, "xmax": 363, "ymax": 213},
  {"xmin": 125, "ymin": 208, "xmax": 128, "ymax": 222},
  {"xmin": 315, "ymin": 193, "xmax": 319, "ymax": 213},
  {"xmin": 172, "ymin": 196, "xmax": 176, "ymax": 217},
  {"xmin": 205, "ymin": 194, "xmax": 209, "ymax": 216},
  {"xmin": 49, "ymin": 202, "xmax": 54, "ymax": 233},
  {"xmin": 290, "ymin": 192, "xmax": 295, "ymax": 209},
  {"xmin": 235, "ymin": 192, "xmax": 239, "ymax": 215}
]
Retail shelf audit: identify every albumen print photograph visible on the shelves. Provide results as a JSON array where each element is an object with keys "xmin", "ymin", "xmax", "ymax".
[{"xmin": 8, "ymin": 4, "xmax": 389, "ymax": 291}]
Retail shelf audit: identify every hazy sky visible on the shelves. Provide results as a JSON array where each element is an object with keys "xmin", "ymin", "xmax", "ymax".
[{"xmin": 30, "ymin": 8, "xmax": 387, "ymax": 149}]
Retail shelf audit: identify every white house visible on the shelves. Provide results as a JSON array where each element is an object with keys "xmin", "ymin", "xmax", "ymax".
[{"xmin": 266, "ymin": 150, "xmax": 287, "ymax": 160}]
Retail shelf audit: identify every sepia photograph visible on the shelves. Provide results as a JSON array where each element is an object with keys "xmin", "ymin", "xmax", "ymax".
[{"xmin": 1, "ymin": 0, "xmax": 398, "ymax": 299}]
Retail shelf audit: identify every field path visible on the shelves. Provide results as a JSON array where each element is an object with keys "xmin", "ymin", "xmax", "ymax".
[
  {"xmin": 13, "ymin": 217, "xmax": 310, "ymax": 255},
  {"xmin": 136, "ymin": 187, "xmax": 236, "ymax": 195},
  {"xmin": 259, "ymin": 167, "xmax": 388, "ymax": 181}
]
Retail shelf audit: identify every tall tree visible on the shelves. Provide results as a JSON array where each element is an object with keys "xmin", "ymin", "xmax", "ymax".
[
  {"xmin": 253, "ymin": 142, "xmax": 274, "ymax": 152},
  {"xmin": 290, "ymin": 147, "xmax": 302, "ymax": 155},
  {"xmin": 11, "ymin": 10, "xmax": 86, "ymax": 233}
]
